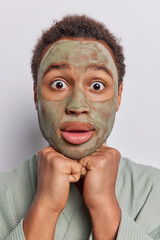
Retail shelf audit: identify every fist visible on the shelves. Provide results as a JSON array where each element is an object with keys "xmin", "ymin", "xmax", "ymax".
[
  {"xmin": 34, "ymin": 147, "xmax": 82, "ymax": 214},
  {"xmin": 79, "ymin": 145, "xmax": 121, "ymax": 210}
]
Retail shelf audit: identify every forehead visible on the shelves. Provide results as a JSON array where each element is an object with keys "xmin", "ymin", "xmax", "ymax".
[{"xmin": 39, "ymin": 39, "xmax": 118, "ymax": 82}]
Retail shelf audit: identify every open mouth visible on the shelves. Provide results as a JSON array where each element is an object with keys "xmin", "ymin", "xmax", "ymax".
[{"xmin": 60, "ymin": 122, "xmax": 95, "ymax": 145}]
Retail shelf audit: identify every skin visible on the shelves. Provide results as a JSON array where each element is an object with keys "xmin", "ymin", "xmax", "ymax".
[
  {"xmin": 35, "ymin": 39, "xmax": 120, "ymax": 160},
  {"xmin": 23, "ymin": 38, "xmax": 123, "ymax": 240},
  {"xmin": 23, "ymin": 146, "xmax": 121, "ymax": 240}
]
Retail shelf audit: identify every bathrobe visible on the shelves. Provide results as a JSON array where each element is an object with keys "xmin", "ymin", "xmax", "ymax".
[{"xmin": 0, "ymin": 154, "xmax": 160, "ymax": 239}]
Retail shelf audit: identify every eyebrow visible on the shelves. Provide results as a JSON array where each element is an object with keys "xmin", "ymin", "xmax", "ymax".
[
  {"xmin": 43, "ymin": 64, "xmax": 70, "ymax": 77},
  {"xmin": 85, "ymin": 64, "xmax": 113, "ymax": 77},
  {"xmin": 43, "ymin": 63, "xmax": 112, "ymax": 78}
]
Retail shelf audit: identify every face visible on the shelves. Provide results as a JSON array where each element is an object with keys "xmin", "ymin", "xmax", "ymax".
[{"xmin": 35, "ymin": 39, "xmax": 122, "ymax": 160}]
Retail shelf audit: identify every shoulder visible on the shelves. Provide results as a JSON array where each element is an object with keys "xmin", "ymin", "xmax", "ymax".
[
  {"xmin": 119, "ymin": 156, "xmax": 160, "ymax": 185},
  {"xmin": 117, "ymin": 156, "xmax": 160, "ymax": 217},
  {"xmin": 0, "ymin": 154, "xmax": 37, "ymax": 194}
]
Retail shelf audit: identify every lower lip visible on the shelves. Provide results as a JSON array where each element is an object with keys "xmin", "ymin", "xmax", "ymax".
[{"xmin": 61, "ymin": 131, "xmax": 93, "ymax": 144}]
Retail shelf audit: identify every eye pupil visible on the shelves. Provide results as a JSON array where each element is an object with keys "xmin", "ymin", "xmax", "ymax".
[
  {"xmin": 93, "ymin": 83, "xmax": 100, "ymax": 90},
  {"xmin": 56, "ymin": 82, "xmax": 63, "ymax": 89}
]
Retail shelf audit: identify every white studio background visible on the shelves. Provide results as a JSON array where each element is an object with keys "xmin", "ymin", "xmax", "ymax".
[{"xmin": 0, "ymin": 0, "xmax": 160, "ymax": 173}]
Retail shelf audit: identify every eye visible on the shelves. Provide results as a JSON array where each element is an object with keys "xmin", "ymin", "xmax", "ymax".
[
  {"xmin": 51, "ymin": 80, "xmax": 68, "ymax": 89},
  {"xmin": 90, "ymin": 81, "xmax": 105, "ymax": 91}
]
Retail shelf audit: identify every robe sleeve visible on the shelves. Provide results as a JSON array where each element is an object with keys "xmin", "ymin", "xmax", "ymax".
[
  {"xmin": 116, "ymin": 209, "xmax": 153, "ymax": 240},
  {"xmin": 4, "ymin": 219, "xmax": 25, "ymax": 240},
  {"xmin": 88, "ymin": 209, "xmax": 154, "ymax": 240},
  {"xmin": 88, "ymin": 181, "xmax": 160, "ymax": 240}
]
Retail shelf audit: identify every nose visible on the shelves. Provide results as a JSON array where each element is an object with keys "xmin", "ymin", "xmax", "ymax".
[
  {"xmin": 66, "ymin": 106, "xmax": 89, "ymax": 115},
  {"xmin": 65, "ymin": 89, "xmax": 90, "ymax": 116}
]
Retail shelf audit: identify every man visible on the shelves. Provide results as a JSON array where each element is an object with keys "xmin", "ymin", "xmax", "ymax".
[{"xmin": 0, "ymin": 15, "xmax": 160, "ymax": 240}]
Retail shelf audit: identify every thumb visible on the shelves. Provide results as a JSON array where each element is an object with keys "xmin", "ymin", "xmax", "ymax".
[
  {"xmin": 69, "ymin": 172, "xmax": 81, "ymax": 182},
  {"xmin": 68, "ymin": 162, "xmax": 82, "ymax": 183}
]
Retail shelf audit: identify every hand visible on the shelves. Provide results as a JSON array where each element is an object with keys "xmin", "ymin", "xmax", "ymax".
[
  {"xmin": 79, "ymin": 145, "xmax": 121, "ymax": 240},
  {"xmin": 79, "ymin": 144, "xmax": 120, "ymax": 209},
  {"xmin": 34, "ymin": 146, "xmax": 82, "ymax": 214}
]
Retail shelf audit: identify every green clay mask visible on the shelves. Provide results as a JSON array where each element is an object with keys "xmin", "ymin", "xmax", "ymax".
[{"xmin": 37, "ymin": 39, "xmax": 118, "ymax": 160}]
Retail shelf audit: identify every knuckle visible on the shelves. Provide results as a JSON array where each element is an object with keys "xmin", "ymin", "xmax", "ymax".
[
  {"xmin": 79, "ymin": 158, "xmax": 88, "ymax": 167},
  {"xmin": 69, "ymin": 160, "xmax": 82, "ymax": 175},
  {"xmin": 45, "ymin": 151, "xmax": 53, "ymax": 161},
  {"xmin": 75, "ymin": 163, "xmax": 82, "ymax": 173},
  {"xmin": 43, "ymin": 152, "xmax": 59, "ymax": 168},
  {"xmin": 105, "ymin": 147, "xmax": 121, "ymax": 159},
  {"xmin": 39, "ymin": 151, "xmax": 47, "ymax": 159},
  {"xmin": 97, "ymin": 158, "xmax": 107, "ymax": 168},
  {"xmin": 73, "ymin": 174, "xmax": 81, "ymax": 182},
  {"xmin": 38, "ymin": 148, "xmax": 46, "ymax": 155}
]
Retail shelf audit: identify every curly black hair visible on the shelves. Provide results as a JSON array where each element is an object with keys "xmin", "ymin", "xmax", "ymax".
[{"xmin": 31, "ymin": 15, "xmax": 125, "ymax": 87}]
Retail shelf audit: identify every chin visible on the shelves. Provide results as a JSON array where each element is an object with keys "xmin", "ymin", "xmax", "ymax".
[
  {"xmin": 60, "ymin": 149, "xmax": 92, "ymax": 160},
  {"xmin": 56, "ymin": 142, "xmax": 103, "ymax": 160},
  {"xmin": 47, "ymin": 141, "xmax": 95, "ymax": 160},
  {"xmin": 46, "ymin": 134, "xmax": 106, "ymax": 160}
]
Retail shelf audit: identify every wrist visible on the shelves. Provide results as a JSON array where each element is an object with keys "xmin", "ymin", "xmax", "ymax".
[
  {"xmin": 89, "ymin": 201, "xmax": 121, "ymax": 240},
  {"xmin": 32, "ymin": 197, "xmax": 61, "ymax": 216},
  {"xmin": 23, "ymin": 198, "xmax": 60, "ymax": 239},
  {"xmin": 87, "ymin": 195, "xmax": 119, "ymax": 212}
]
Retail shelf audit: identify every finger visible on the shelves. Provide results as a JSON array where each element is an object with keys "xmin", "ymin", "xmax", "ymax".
[
  {"xmin": 68, "ymin": 160, "xmax": 82, "ymax": 182},
  {"xmin": 69, "ymin": 172, "xmax": 81, "ymax": 182},
  {"xmin": 38, "ymin": 146, "xmax": 55, "ymax": 157},
  {"xmin": 79, "ymin": 156, "xmax": 96, "ymax": 171},
  {"xmin": 37, "ymin": 147, "xmax": 55, "ymax": 171},
  {"xmin": 79, "ymin": 157, "xmax": 89, "ymax": 168},
  {"xmin": 81, "ymin": 167, "xmax": 87, "ymax": 178}
]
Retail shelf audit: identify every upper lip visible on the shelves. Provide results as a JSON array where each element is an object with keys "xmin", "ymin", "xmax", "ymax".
[{"xmin": 60, "ymin": 121, "xmax": 95, "ymax": 132}]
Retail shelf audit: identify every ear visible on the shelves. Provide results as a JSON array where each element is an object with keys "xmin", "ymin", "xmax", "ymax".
[
  {"xmin": 33, "ymin": 82, "xmax": 38, "ymax": 110},
  {"xmin": 116, "ymin": 83, "xmax": 123, "ymax": 112}
]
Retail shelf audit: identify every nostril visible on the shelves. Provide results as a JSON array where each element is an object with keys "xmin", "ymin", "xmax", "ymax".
[
  {"xmin": 65, "ymin": 107, "xmax": 89, "ymax": 115},
  {"xmin": 67, "ymin": 110, "xmax": 85, "ymax": 115},
  {"xmin": 70, "ymin": 110, "xmax": 77, "ymax": 114}
]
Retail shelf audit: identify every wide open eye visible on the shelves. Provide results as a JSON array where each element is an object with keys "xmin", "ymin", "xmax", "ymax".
[
  {"xmin": 90, "ymin": 81, "xmax": 105, "ymax": 91},
  {"xmin": 51, "ymin": 80, "xmax": 68, "ymax": 89}
]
